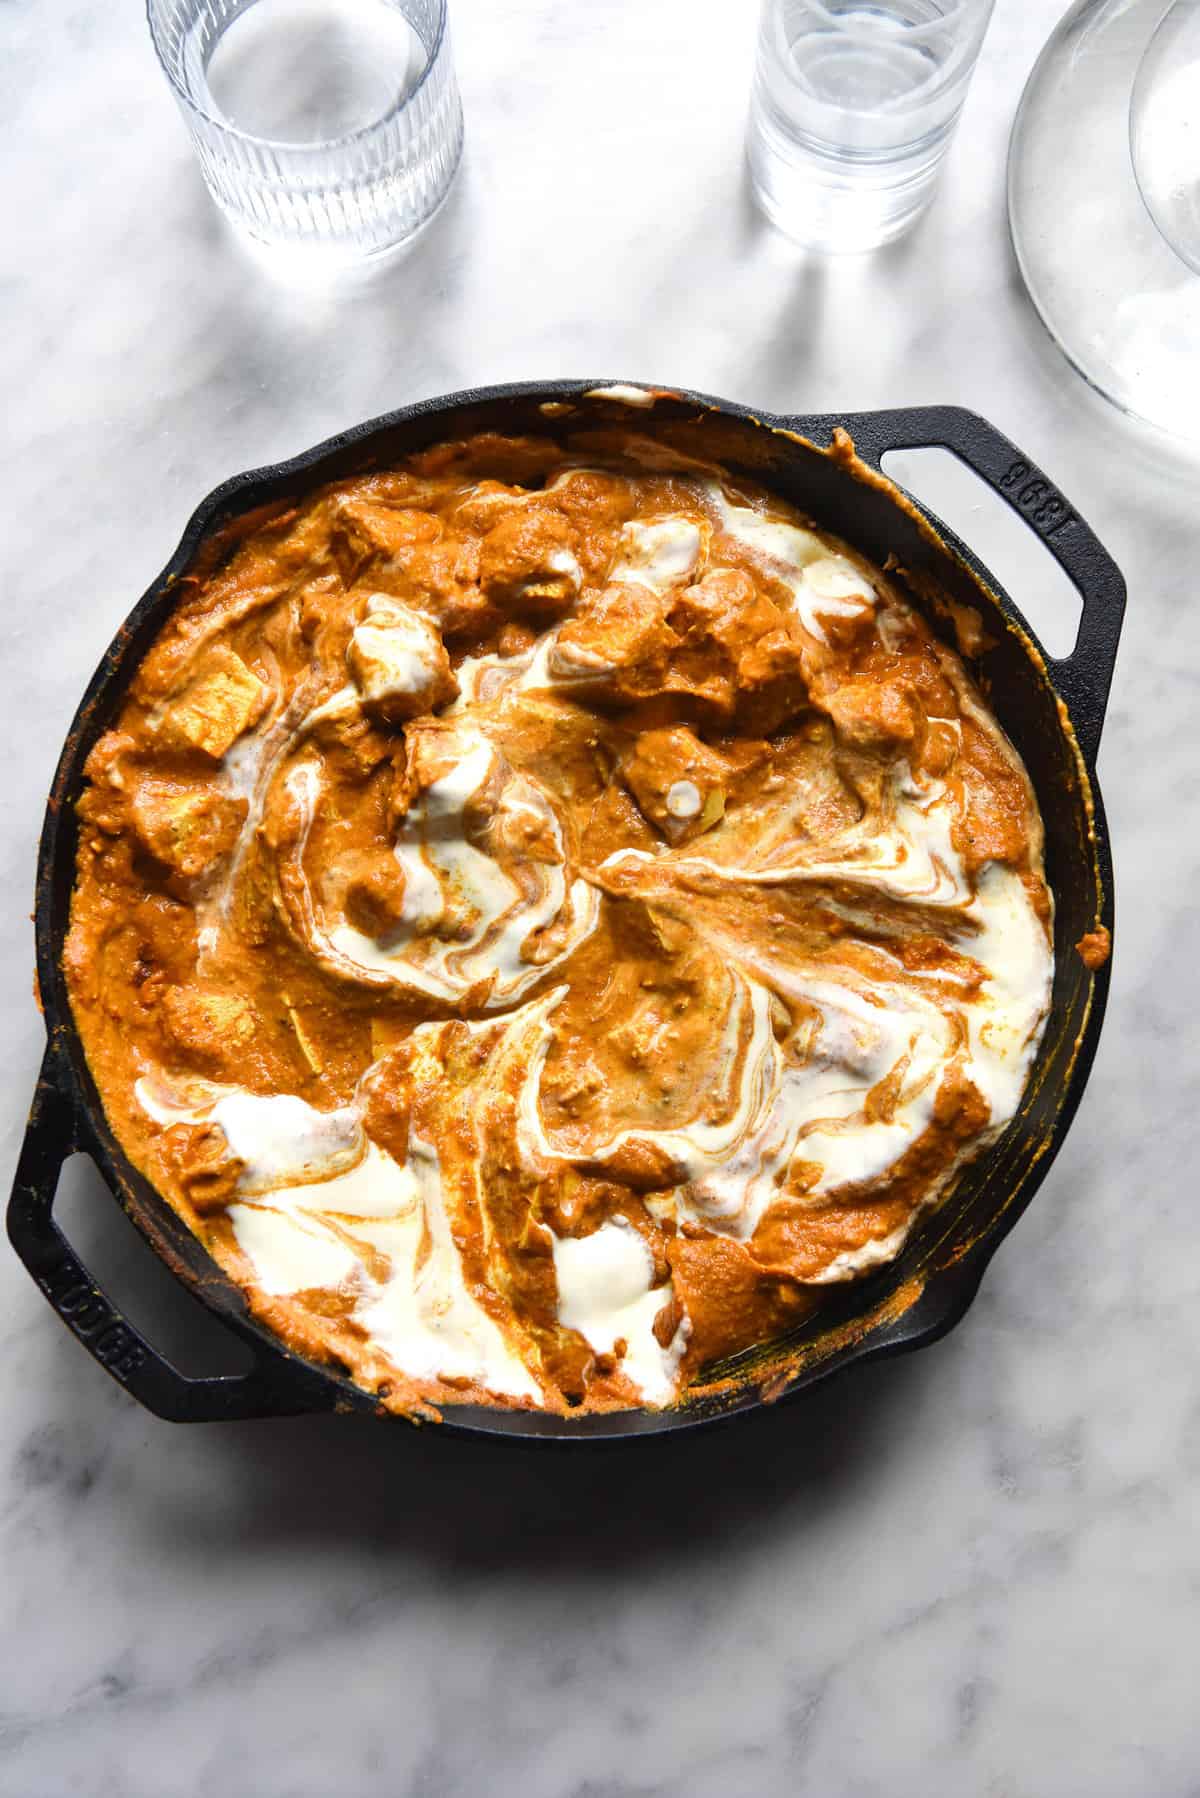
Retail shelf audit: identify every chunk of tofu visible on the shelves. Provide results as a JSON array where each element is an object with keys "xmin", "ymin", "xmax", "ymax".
[
  {"xmin": 389, "ymin": 538, "xmax": 491, "ymax": 641},
  {"xmin": 815, "ymin": 675, "xmax": 923, "ymax": 750},
  {"xmin": 342, "ymin": 848, "xmax": 411, "ymax": 937},
  {"xmin": 331, "ymin": 496, "xmax": 442, "ymax": 586},
  {"xmin": 161, "ymin": 986, "xmax": 258, "ymax": 1067},
  {"xmin": 392, "ymin": 717, "xmax": 479, "ymax": 814},
  {"xmin": 346, "ymin": 597, "xmax": 457, "ymax": 723},
  {"xmin": 550, "ymin": 583, "xmax": 679, "ymax": 697},
  {"xmin": 734, "ymin": 626, "xmax": 810, "ymax": 733},
  {"xmin": 620, "ymin": 726, "xmax": 731, "ymax": 843},
  {"xmin": 479, "ymin": 508, "xmax": 582, "ymax": 619},
  {"xmin": 667, "ymin": 569, "xmax": 779, "ymax": 656},
  {"xmin": 160, "ymin": 647, "xmax": 269, "ymax": 760},
  {"xmin": 130, "ymin": 780, "xmax": 246, "ymax": 879}
]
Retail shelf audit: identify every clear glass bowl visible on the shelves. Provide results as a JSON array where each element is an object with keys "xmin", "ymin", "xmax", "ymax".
[
  {"xmin": 1008, "ymin": 0, "xmax": 1200, "ymax": 445},
  {"xmin": 148, "ymin": 0, "xmax": 464, "ymax": 261}
]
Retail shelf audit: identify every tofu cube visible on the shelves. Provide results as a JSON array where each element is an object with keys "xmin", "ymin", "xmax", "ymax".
[
  {"xmin": 130, "ymin": 780, "xmax": 245, "ymax": 879},
  {"xmin": 346, "ymin": 598, "xmax": 457, "ymax": 723},
  {"xmin": 161, "ymin": 647, "xmax": 268, "ymax": 759}
]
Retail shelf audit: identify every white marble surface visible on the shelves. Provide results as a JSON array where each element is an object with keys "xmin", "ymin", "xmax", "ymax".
[{"xmin": 2, "ymin": 2, "xmax": 1199, "ymax": 1793}]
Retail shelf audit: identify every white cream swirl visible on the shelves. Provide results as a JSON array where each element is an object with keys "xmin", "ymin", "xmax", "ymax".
[
  {"xmin": 551, "ymin": 1221, "xmax": 688, "ymax": 1404},
  {"xmin": 515, "ymin": 765, "xmax": 1052, "ymax": 1253},
  {"xmin": 134, "ymin": 1070, "xmax": 540, "ymax": 1400},
  {"xmin": 277, "ymin": 720, "xmax": 598, "ymax": 1007},
  {"xmin": 701, "ymin": 481, "xmax": 877, "ymax": 643}
]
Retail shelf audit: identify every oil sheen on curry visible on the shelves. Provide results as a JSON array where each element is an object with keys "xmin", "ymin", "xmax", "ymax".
[{"xmin": 65, "ymin": 432, "xmax": 1054, "ymax": 1418}]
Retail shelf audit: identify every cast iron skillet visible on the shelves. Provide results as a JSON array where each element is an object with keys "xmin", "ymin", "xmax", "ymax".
[{"xmin": 7, "ymin": 382, "xmax": 1124, "ymax": 1439}]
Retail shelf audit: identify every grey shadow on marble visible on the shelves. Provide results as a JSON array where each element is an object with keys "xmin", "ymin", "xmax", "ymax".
[
  {"xmin": 733, "ymin": 165, "xmax": 935, "ymax": 409},
  {"xmin": 159, "ymin": 1356, "xmax": 954, "ymax": 1580},
  {"xmin": 34, "ymin": 1155, "xmax": 962, "ymax": 1581},
  {"xmin": 156, "ymin": 142, "xmax": 476, "ymax": 433}
]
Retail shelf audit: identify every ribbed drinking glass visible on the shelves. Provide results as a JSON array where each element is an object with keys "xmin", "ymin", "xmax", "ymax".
[{"xmin": 147, "ymin": 0, "xmax": 464, "ymax": 260}]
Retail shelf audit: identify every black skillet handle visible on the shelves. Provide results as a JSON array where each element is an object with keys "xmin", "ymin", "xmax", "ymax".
[
  {"xmin": 809, "ymin": 405, "xmax": 1126, "ymax": 768},
  {"xmin": 7, "ymin": 1046, "xmax": 332, "ymax": 1422}
]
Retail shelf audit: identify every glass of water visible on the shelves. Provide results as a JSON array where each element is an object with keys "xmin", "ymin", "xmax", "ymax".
[
  {"xmin": 148, "ymin": 0, "xmax": 464, "ymax": 261},
  {"xmin": 747, "ymin": 0, "xmax": 996, "ymax": 252}
]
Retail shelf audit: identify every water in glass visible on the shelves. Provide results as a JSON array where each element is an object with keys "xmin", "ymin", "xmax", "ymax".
[{"xmin": 747, "ymin": 0, "xmax": 995, "ymax": 252}]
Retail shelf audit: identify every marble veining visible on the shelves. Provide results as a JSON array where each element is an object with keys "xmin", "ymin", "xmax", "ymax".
[{"xmin": 2, "ymin": 1, "xmax": 1199, "ymax": 1793}]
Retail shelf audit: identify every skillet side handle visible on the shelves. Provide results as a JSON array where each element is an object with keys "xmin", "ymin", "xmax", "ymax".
[
  {"xmin": 7, "ymin": 1046, "xmax": 333, "ymax": 1423},
  {"xmin": 825, "ymin": 405, "xmax": 1126, "ymax": 769}
]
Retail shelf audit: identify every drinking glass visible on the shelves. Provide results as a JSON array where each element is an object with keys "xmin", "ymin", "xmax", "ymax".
[
  {"xmin": 746, "ymin": 0, "xmax": 996, "ymax": 252},
  {"xmin": 147, "ymin": 0, "xmax": 464, "ymax": 261}
]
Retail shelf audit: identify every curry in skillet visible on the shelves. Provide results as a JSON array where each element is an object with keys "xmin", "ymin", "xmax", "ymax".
[{"xmin": 65, "ymin": 432, "xmax": 1053, "ymax": 1417}]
